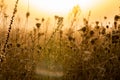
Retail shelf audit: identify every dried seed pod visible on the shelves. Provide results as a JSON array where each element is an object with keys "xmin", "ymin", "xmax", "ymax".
[
  {"xmin": 36, "ymin": 23, "xmax": 41, "ymax": 29},
  {"xmin": 26, "ymin": 12, "xmax": 30, "ymax": 18}
]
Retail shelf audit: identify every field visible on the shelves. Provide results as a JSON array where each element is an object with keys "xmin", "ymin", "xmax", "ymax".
[{"xmin": 0, "ymin": 1, "xmax": 120, "ymax": 80}]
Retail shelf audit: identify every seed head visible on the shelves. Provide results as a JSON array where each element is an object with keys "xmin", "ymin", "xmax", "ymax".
[
  {"xmin": 106, "ymin": 25, "xmax": 109, "ymax": 28},
  {"xmin": 104, "ymin": 16, "xmax": 107, "ymax": 20},
  {"xmin": 54, "ymin": 15, "xmax": 59, "ymax": 20},
  {"xmin": 42, "ymin": 18, "xmax": 45, "ymax": 22},
  {"xmin": 81, "ymin": 27, "xmax": 86, "ymax": 32},
  {"xmin": 95, "ymin": 21, "xmax": 99, "ymax": 25},
  {"xmin": 26, "ymin": 12, "xmax": 30, "ymax": 18},
  {"xmin": 114, "ymin": 15, "xmax": 120, "ymax": 21},
  {"xmin": 89, "ymin": 30, "xmax": 94, "ymax": 36},
  {"xmin": 36, "ymin": 23, "xmax": 41, "ymax": 29}
]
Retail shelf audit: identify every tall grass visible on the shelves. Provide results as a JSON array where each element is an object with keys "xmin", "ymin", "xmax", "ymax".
[{"xmin": 0, "ymin": 1, "xmax": 120, "ymax": 80}]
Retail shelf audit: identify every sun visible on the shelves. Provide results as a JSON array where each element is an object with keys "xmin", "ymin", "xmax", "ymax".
[
  {"xmin": 21, "ymin": 0, "xmax": 77, "ymax": 15},
  {"xmin": 21, "ymin": 0, "xmax": 103, "ymax": 15}
]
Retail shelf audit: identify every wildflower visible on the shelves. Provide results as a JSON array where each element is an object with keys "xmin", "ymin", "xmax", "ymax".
[
  {"xmin": 89, "ymin": 30, "xmax": 94, "ymax": 36},
  {"xmin": 104, "ymin": 16, "xmax": 107, "ymax": 20},
  {"xmin": 90, "ymin": 38, "xmax": 97, "ymax": 45},
  {"xmin": 80, "ymin": 27, "xmax": 86, "ymax": 32},
  {"xmin": 114, "ymin": 15, "xmax": 120, "ymax": 21},
  {"xmin": 4, "ymin": 13, "xmax": 8, "ymax": 18},
  {"xmin": 54, "ymin": 15, "xmax": 59, "ymax": 20},
  {"xmin": 42, "ymin": 18, "xmax": 45, "ymax": 22},
  {"xmin": 95, "ymin": 21, "xmax": 100, "ymax": 29},
  {"xmin": 95, "ymin": 21, "xmax": 99, "ymax": 25},
  {"xmin": 36, "ymin": 23, "xmax": 41, "ymax": 29},
  {"xmin": 106, "ymin": 25, "xmax": 109, "ymax": 28},
  {"xmin": 68, "ymin": 36, "xmax": 73, "ymax": 41},
  {"xmin": 26, "ymin": 12, "xmax": 30, "ymax": 18},
  {"xmin": 101, "ymin": 28, "xmax": 106, "ymax": 35},
  {"xmin": 83, "ymin": 18, "xmax": 88, "ymax": 24}
]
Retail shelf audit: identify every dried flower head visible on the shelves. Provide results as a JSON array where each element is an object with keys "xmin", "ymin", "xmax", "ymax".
[
  {"xmin": 106, "ymin": 25, "xmax": 109, "ymax": 28},
  {"xmin": 95, "ymin": 21, "xmax": 99, "ymax": 25},
  {"xmin": 54, "ymin": 15, "xmax": 59, "ymax": 20},
  {"xmin": 68, "ymin": 36, "xmax": 75, "ymax": 42},
  {"xmin": 80, "ymin": 27, "xmax": 86, "ymax": 32},
  {"xmin": 114, "ymin": 15, "xmax": 120, "ymax": 21},
  {"xmin": 36, "ymin": 23, "xmax": 41, "ymax": 29},
  {"xmin": 42, "ymin": 18, "xmax": 45, "ymax": 22},
  {"xmin": 83, "ymin": 18, "xmax": 88, "ymax": 25},
  {"xmin": 4, "ymin": 13, "xmax": 8, "ymax": 18},
  {"xmin": 26, "ymin": 12, "xmax": 30, "ymax": 18},
  {"xmin": 104, "ymin": 16, "xmax": 107, "ymax": 20},
  {"xmin": 89, "ymin": 30, "xmax": 94, "ymax": 36},
  {"xmin": 90, "ymin": 38, "xmax": 98, "ymax": 45},
  {"xmin": 101, "ymin": 28, "xmax": 106, "ymax": 35}
]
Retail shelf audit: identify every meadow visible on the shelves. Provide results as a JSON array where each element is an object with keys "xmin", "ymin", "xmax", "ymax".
[{"xmin": 0, "ymin": 0, "xmax": 120, "ymax": 80}]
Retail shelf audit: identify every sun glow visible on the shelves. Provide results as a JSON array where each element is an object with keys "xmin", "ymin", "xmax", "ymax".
[
  {"xmin": 21, "ymin": 0, "xmax": 103, "ymax": 15},
  {"xmin": 78, "ymin": 0, "xmax": 102, "ymax": 11},
  {"xmin": 22, "ymin": 0, "xmax": 77, "ymax": 15}
]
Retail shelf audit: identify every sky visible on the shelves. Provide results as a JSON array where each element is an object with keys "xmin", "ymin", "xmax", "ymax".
[{"xmin": 4, "ymin": 0, "xmax": 120, "ymax": 24}]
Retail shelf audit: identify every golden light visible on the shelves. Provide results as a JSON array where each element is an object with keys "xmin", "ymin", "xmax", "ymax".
[
  {"xmin": 22, "ymin": 0, "xmax": 77, "ymax": 15},
  {"xmin": 78, "ymin": 0, "xmax": 103, "ymax": 12},
  {"xmin": 21, "ymin": 0, "xmax": 104, "ymax": 16}
]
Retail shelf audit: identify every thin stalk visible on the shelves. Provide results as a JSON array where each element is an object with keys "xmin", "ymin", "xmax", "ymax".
[{"xmin": 2, "ymin": 0, "xmax": 19, "ymax": 54}]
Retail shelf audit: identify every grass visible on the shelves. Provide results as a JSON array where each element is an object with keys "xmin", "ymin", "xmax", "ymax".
[{"xmin": 0, "ymin": 1, "xmax": 120, "ymax": 80}]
